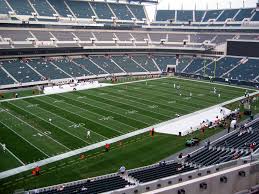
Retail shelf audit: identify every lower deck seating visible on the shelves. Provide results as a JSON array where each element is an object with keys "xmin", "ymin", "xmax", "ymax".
[
  {"xmin": 129, "ymin": 163, "xmax": 195, "ymax": 183},
  {"xmin": 38, "ymin": 175, "xmax": 131, "ymax": 194}
]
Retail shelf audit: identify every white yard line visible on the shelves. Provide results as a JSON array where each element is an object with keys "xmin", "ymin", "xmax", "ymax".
[
  {"xmin": 37, "ymin": 96, "xmax": 125, "ymax": 135},
  {"xmin": 83, "ymin": 91, "xmax": 169, "ymax": 120},
  {"xmin": 1, "ymin": 144, "xmax": 25, "ymax": 166},
  {"xmin": 3, "ymin": 105, "xmax": 70, "ymax": 151},
  {"xmin": 63, "ymin": 93, "xmax": 152, "ymax": 127},
  {"xmin": 57, "ymin": 94, "xmax": 139, "ymax": 130},
  {"xmin": 10, "ymin": 101, "xmax": 91, "ymax": 145},
  {"xmin": 0, "ymin": 120, "xmax": 49, "ymax": 157}
]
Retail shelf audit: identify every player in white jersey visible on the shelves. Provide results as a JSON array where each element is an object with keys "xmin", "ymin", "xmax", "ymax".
[
  {"xmin": 87, "ymin": 130, "xmax": 91, "ymax": 138},
  {"xmin": 2, "ymin": 143, "xmax": 6, "ymax": 152}
]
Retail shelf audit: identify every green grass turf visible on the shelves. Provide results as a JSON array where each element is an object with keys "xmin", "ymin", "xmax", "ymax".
[
  {"xmin": 0, "ymin": 77, "xmax": 252, "ymax": 173},
  {"xmin": 0, "ymin": 126, "xmax": 224, "ymax": 193},
  {"xmin": 0, "ymin": 89, "xmax": 41, "ymax": 101}
]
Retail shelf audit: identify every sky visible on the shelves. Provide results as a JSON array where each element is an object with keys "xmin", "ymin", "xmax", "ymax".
[{"xmin": 145, "ymin": 0, "xmax": 258, "ymax": 21}]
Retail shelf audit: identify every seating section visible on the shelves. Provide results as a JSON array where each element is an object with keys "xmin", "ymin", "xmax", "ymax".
[
  {"xmin": 27, "ymin": 59, "xmax": 69, "ymax": 80},
  {"xmin": 0, "ymin": 0, "xmax": 11, "ymax": 14},
  {"xmin": 90, "ymin": 56, "xmax": 123, "ymax": 74},
  {"xmin": 0, "ymin": 67, "xmax": 15, "ymax": 85},
  {"xmin": 112, "ymin": 56, "xmax": 145, "ymax": 73},
  {"xmin": 30, "ymin": 0, "xmax": 56, "ymax": 17},
  {"xmin": 66, "ymin": 1, "xmax": 94, "ymax": 19},
  {"xmin": 153, "ymin": 56, "xmax": 177, "ymax": 72},
  {"xmin": 177, "ymin": 10, "xmax": 193, "ymax": 22},
  {"xmin": 7, "ymin": 0, "xmax": 34, "ymax": 15},
  {"xmin": 224, "ymin": 58, "xmax": 259, "ymax": 82},
  {"xmin": 51, "ymin": 59, "xmax": 92, "ymax": 78},
  {"xmin": 90, "ymin": 2, "xmax": 114, "ymax": 19},
  {"xmin": 183, "ymin": 58, "xmax": 212, "ymax": 74},
  {"xmin": 176, "ymin": 58, "xmax": 192, "ymax": 73},
  {"xmin": 37, "ymin": 175, "xmax": 131, "ymax": 194},
  {"xmin": 47, "ymin": 0, "xmax": 72, "ymax": 17},
  {"xmin": 72, "ymin": 58, "xmax": 107, "ymax": 75},
  {"xmin": 109, "ymin": 3, "xmax": 134, "ymax": 20},
  {"xmin": 203, "ymin": 10, "xmax": 222, "ymax": 22},
  {"xmin": 156, "ymin": 10, "xmax": 175, "ymax": 21},
  {"xmin": 156, "ymin": 8, "xmax": 258, "ymax": 22},
  {"xmin": 235, "ymin": 8, "xmax": 254, "ymax": 21},
  {"xmin": 0, "ymin": 30, "xmax": 33, "ymax": 41},
  {"xmin": 199, "ymin": 57, "xmax": 240, "ymax": 77},
  {"xmin": 132, "ymin": 56, "xmax": 159, "ymax": 72},
  {"xmin": 217, "ymin": 9, "xmax": 239, "ymax": 21},
  {"xmin": 215, "ymin": 120, "xmax": 259, "ymax": 150},
  {"xmin": 127, "ymin": 4, "xmax": 146, "ymax": 20},
  {"xmin": 1, "ymin": 60, "xmax": 42, "ymax": 83},
  {"xmin": 194, "ymin": 11, "xmax": 205, "ymax": 22},
  {"xmin": 129, "ymin": 163, "xmax": 195, "ymax": 183}
]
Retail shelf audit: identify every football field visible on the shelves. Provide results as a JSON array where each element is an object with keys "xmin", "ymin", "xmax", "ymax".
[{"xmin": 0, "ymin": 77, "xmax": 251, "ymax": 173}]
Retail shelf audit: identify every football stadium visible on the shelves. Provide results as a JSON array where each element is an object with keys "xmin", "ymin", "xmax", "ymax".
[{"xmin": 0, "ymin": 0, "xmax": 259, "ymax": 193}]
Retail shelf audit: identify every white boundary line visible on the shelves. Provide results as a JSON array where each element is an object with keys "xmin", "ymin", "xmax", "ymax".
[
  {"xmin": 0, "ymin": 90, "xmax": 258, "ymax": 180},
  {"xmin": 1, "ymin": 143, "xmax": 25, "ymax": 166}
]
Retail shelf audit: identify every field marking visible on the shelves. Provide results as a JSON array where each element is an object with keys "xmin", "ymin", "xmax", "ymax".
[
  {"xmin": 1, "ymin": 90, "xmax": 258, "ymax": 180},
  {"xmin": 133, "ymin": 81, "xmax": 221, "ymax": 106},
  {"xmin": 100, "ymin": 88, "xmax": 189, "ymax": 115},
  {"xmin": 11, "ymin": 100, "xmax": 91, "ymax": 145},
  {"xmin": 71, "ymin": 92, "xmax": 154, "ymax": 126},
  {"xmin": 170, "ymin": 76, "xmax": 257, "ymax": 91},
  {"xmin": 84, "ymin": 91, "xmax": 169, "ymax": 120},
  {"xmin": 1, "ymin": 143, "xmax": 25, "ymax": 166},
  {"xmin": 0, "ymin": 120, "xmax": 49, "ymax": 157},
  {"xmin": 58, "ymin": 93, "xmax": 145, "ymax": 128},
  {"xmin": 3, "ymin": 103, "xmax": 71, "ymax": 151},
  {"xmin": 155, "ymin": 79, "xmax": 241, "ymax": 99},
  {"xmin": 37, "ymin": 96, "xmax": 125, "ymax": 136},
  {"xmin": 32, "ymin": 99, "xmax": 108, "ymax": 141},
  {"xmin": 118, "ymin": 84, "xmax": 204, "ymax": 111}
]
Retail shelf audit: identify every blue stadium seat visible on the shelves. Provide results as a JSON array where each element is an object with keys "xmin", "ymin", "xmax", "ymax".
[
  {"xmin": 66, "ymin": 0, "xmax": 95, "ymax": 19},
  {"xmin": 194, "ymin": 10, "xmax": 205, "ymax": 22},
  {"xmin": 7, "ymin": 0, "xmax": 34, "ymax": 15},
  {"xmin": 51, "ymin": 58, "xmax": 93, "ymax": 77},
  {"xmin": 153, "ymin": 56, "xmax": 177, "ymax": 72},
  {"xmin": 72, "ymin": 58, "xmax": 107, "ymax": 75},
  {"xmin": 112, "ymin": 56, "xmax": 146, "ymax": 73},
  {"xmin": 132, "ymin": 56, "xmax": 160, "ymax": 72},
  {"xmin": 202, "ymin": 10, "xmax": 222, "ymax": 22},
  {"xmin": 156, "ymin": 10, "xmax": 175, "ymax": 21},
  {"xmin": 27, "ymin": 59, "xmax": 69, "ymax": 80},
  {"xmin": 127, "ymin": 4, "xmax": 146, "ymax": 20},
  {"xmin": 200, "ymin": 57, "xmax": 240, "ymax": 77},
  {"xmin": 109, "ymin": 3, "xmax": 134, "ymax": 20},
  {"xmin": 234, "ymin": 8, "xmax": 254, "ymax": 21},
  {"xmin": 183, "ymin": 58, "xmax": 212, "ymax": 74},
  {"xmin": 90, "ymin": 56, "xmax": 124, "ymax": 74},
  {"xmin": 177, "ymin": 10, "xmax": 193, "ymax": 22},
  {"xmin": 48, "ymin": 0, "xmax": 72, "ymax": 17},
  {"xmin": 30, "ymin": 0, "xmax": 56, "ymax": 16},
  {"xmin": 225, "ymin": 58, "xmax": 259, "ymax": 82},
  {"xmin": 0, "ymin": 0, "xmax": 11, "ymax": 14},
  {"xmin": 0, "ymin": 66, "xmax": 15, "ymax": 85},
  {"xmin": 1, "ymin": 60, "xmax": 42, "ymax": 83},
  {"xmin": 251, "ymin": 11, "xmax": 259, "ymax": 21},
  {"xmin": 90, "ymin": 2, "xmax": 114, "ymax": 19},
  {"xmin": 217, "ymin": 9, "xmax": 239, "ymax": 21}
]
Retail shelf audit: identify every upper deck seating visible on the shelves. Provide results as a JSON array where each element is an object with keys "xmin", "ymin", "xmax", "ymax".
[
  {"xmin": 66, "ymin": 0, "xmax": 95, "ymax": 19},
  {"xmin": 30, "ymin": 0, "xmax": 56, "ymax": 17},
  {"xmin": 7, "ymin": 0, "xmax": 34, "ymax": 15},
  {"xmin": 90, "ymin": 2, "xmax": 114, "ymax": 19},
  {"xmin": 109, "ymin": 3, "xmax": 134, "ymax": 20}
]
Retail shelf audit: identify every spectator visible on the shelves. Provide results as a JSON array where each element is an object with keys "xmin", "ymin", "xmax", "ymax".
[
  {"xmin": 105, "ymin": 143, "xmax": 110, "ymax": 152},
  {"xmin": 119, "ymin": 166, "xmax": 126, "ymax": 175}
]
